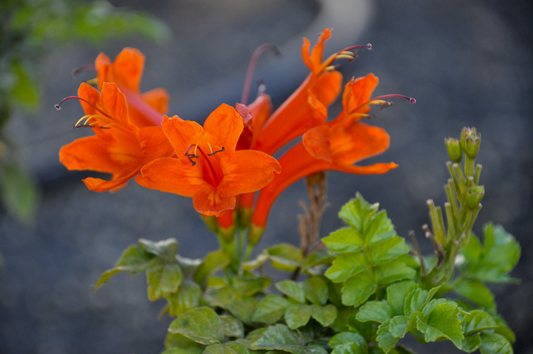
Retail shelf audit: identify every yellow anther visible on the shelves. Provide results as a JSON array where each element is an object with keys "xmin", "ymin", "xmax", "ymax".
[
  {"xmin": 335, "ymin": 54, "xmax": 356, "ymax": 60},
  {"xmin": 86, "ymin": 78, "xmax": 98, "ymax": 86},
  {"xmin": 324, "ymin": 65, "xmax": 337, "ymax": 72},
  {"xmin": 207, "ymin": 142, "xmax": 214, "ymax": 154}
]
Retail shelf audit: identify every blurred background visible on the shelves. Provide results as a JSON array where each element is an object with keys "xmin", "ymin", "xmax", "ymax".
[{"xmin": 0, "ymin": 0, "xmax": 532, "ymax": 353}]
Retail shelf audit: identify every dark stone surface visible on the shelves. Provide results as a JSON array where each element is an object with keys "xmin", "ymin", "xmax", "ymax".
[{"xmin": 1, "ymin": 0, "xmax": 532, "ymax": 353}]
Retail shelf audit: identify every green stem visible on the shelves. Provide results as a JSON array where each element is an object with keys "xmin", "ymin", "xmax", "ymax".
[
  {"xmin": 453, "ymin": 163, "xmax": 466, "ymax": 196},
  {"xmin": 447, "ymin": 162, "xmax": 462, "ymax": 198},
  {"xmin": 464, "ymin": 156, "xmax": 475, "ymax": 179},
  {"xmin": 474, "ymin": 164, "xmax": 482, "ymax": 185}
]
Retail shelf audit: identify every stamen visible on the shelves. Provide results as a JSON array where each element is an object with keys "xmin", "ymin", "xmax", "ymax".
[
  {"xmin": 207, "ymin": 147, "xmax": 225, "ymax": 156},
  {"xmin": 341, "ymin": 43, "xmax": 372, "ymax": 52},
  {"xmin": 371, "ymin": 94, "xmax": 416, "ymax": 104},
  {"xmin": 71, "ymin": 64, "xmax": 96, "ymax": 77},
  {"xmin": 185, "ymin": 145, "xmax": 199, "ymax": 166},
  {"xmin": 241, "ymin": 43, "xmax": 281, "ymax": 105},
  {"xmin": 325, "ymin": 65, "xmax": 340, "ymax": 72}
]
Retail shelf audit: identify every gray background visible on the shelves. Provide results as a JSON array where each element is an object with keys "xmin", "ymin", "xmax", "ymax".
[{"xmin": 1, "ymin": 0, "xmax": 532, "ymax": 353}]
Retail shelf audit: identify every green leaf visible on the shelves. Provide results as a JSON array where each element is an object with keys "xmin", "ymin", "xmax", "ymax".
[
  {"xmin": 177, "ymin": 255, "xmax": 202, "ymax": 278},
  {"xmin": 162, "ymin": 347, "xmax": 204, "ymax": 354},
  {"xmin": 388, "ymin": 316, "xmax": 409, "ymax": 338},
  {"xmin": 460, "ymin": 233, "xmax": 483, "ymax": 265},
  {"xmin": 310, "ymin": 304, "xmax": 337, "ymax": 326},
  {"xmin": 302, "ymin": 250, "xmax": 335, "ymax": 275},
  {"xmin": 169, "ymin": 307, "xmax": 224, "ymax": 345},
  {"xmin": 479, "ymin": 333, "xmax": 513, "ymax": 354},
  {"xmin": 338, "ymin": 193, "xmax": 379, "ymax": 233},
  {"xmin": 341, "ymin": 271, "xmax": 377, "ymax": 307},
  {"xmin": 0, "ymin": 162, "xmax": 39, "ymax": 223},
  {"xmin": 166, "ymin": 280, "xmax": 201, "ymax": 316},
  {"xmin": 266, "ymin": 244, "xmax": 304, "ymax": 272},
  {"xmin": 165, "ymin": 332, "xmax": 203, "ymax": 350},
  {"xmin": 241, "ymin": 253, "xmax": 269, "ymax": 271},
  {"xmin": 304, "ymin": 345, "xmax": 328, "ymax": 354},
  {"xmin": 364, "ymin": 210, "xmax": 396, "ymax": 246},
  {"xmin": 250, "ymin": 324, "xmax": 303, "ymax": 354},
  {"xmin": 139, "ymin": 238, "xmax": 179, "ymax": 260},
  {"xmin": 356, "ymin": 301, "xmax": 393, "ymax": 323},
  {"xmin": 376, "ymin": 320, "xmax": 399, "ymax": 353},
  {"xmin": 421, "ymin": 299, "xmax": 448, "ymax": 318},
  {"xmin": 228, "ymin": 297, "xmax": 259, "ymax": 325},
  {"xmin": 462, "ymin": 310, "xmax": 497, "ymax": 335},
  {"xmin": 94, "ymin": 245, "xmax": 154, "ymax": 290},
  {"xmin": 253, "ymin": 295, "xmax": 291, "ymax": 324},
  {"xmin": 331, "ymin": 343, "xmax": 366, "ymax": 354},
  {"xmin": 221, "ymin": 315, "xmax": 245, "ymax": 338},
  {"xmin": 374, "ymin": 261, "xmax": 416, "ymax": 285},
  {"xmin": 204, "ymin": 342, "xmax": 249, "ymax": 354},
  {"xmin": 416, "ymin": 302, "xmax": 464, "ymax": 349},
  {"xmin": 325, "ymin": 252, "xmax": 368, "ymax": 283},
  {"xmin": 454, "ymin": 278, "xmax": 495, "ymax": 308},
  {"xmin": 10, "ymin": 61, "xmax": 39, "ymax": 108},
  {"xmin": 276, "ymin": 280, "xmax": 306, "ymax": 304},
  {"xmin": 386, "ymin": 281, "xmax": 417, "ymax": 316},
  {"xmin": 147, "ymin": 258, "xmax": 183, "ymax": 301},
  {"xmin": 233, "ymin": 276, "xmax": 271, "ymax": 297},
  {"xmin": 285, "ymin": 304, "xmax": 312, "ymax": 330},
  {"xmin": 462, "ymin": 333, "xmax": 482, "ymax": 353},
  {"xmin": 194, "ymin": 250, "xmax": 231, "ymax": 286},
  {"xmin": 322, "ymin": 227, "xmax": 364, "ymax": 253},
  {"xmin": 303, "ymin": 276, "xmax": 329, "ymax": 305},
  {"xmin": 404, "ymin": 288, "xmax": 429, "ymax": 316},
  {"xmin": 367, "ymin": 237, "xmax": 409, "ymax": 266},
  {"xmin": 328, "ymin": 332, "xmax": 367, "ymax": 352}
]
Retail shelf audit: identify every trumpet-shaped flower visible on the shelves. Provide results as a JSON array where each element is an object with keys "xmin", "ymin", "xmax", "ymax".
[
  {"xmin": 135, "ymin": 104, "xmax": 281, "ymax": 217},
  {"xmin": 96, "ymin": 47, "xmax": 169, "ymax": 127},
  {"xmin": 59, "ymin": 82, "xmax": 174, "ymax": 192},
  {"xmin": 250, "ymin": 74, "xmax": 401, "ymax": 237}
]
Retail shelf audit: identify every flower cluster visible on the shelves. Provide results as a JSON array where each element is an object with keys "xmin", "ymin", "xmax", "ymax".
[{"xmin": 58, "ymin": 29, "xmax": 412, "ymax": 245}]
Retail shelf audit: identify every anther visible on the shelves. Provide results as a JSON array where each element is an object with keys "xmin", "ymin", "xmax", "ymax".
[
  {"xmin": 207, "ymin": 147, "xmax": 225, "ymax": 156},
  {"xmin": 341, "ymin": 43, "xmax": 372, "ymax": 52},
  {"xmin": 184, "ymin": 145, "xmax": 198, "ymax": 166},
  {"xmin": 371, "ymin": 94, "xmax": 416, "ymax": 104}
]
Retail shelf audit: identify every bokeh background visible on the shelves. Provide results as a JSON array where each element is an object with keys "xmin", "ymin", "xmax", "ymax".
[{"xmin": 1, "ymin": 0, "xmax": 532, "ymax": 353}]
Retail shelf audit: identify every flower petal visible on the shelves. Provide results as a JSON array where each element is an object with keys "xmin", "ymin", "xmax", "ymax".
[
  {"xmin": 218, "ymin": 150, "xmax": 281, "ymax": 197},
  {"xmin": 340, "ymin": 74, "xmax": 379, "ymax": 119},
  {"xmin": 302, "ymin": 125, "xmax": 333, "ymax": 163},
  {"xmin": 99, "ymin": 82, "xmax": 131, "ymax": 127},
  {"xmin": 141, "ymin": 88, "xmax": 169, "ymax": 114},
  {"xmin": 135, "ymin": 157, "xmax": 205, "ymax": 197},
  {"xmin": 333, "ymin": 162, "xmax": 398, "ymax": 175},
  {"xmin": 78, "ymin": 82, "xmax": 101, "ymax": 116},
  {"xmin": 108, "ymin": 47, "xmax": 144, "ymax": 92},
  {"xmin": 83, "ymin": 169, "xmax": 139, "ymax": 192},
  {"xmin": 203, "ymin": 104, "xmax": 243, "ymax": 154},
  {"xmin": 193, "ymin": 186, "xmax": 236, "ymax": 217},
  {"xmin": 138, "ymin": 126, "xmax": 174, "ymax": 164},
  {"xmin": 161, "ymin": 115, "xmax": 203, "ymax": 157}
]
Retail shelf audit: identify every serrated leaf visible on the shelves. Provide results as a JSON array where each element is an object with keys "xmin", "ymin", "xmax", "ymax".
[
  {"xmin": 404, "ymin": 288, "xmax": 429, "ymax": 316},
  {"xmin": 460, "ymin": 233, "xmax": 483, "ymax": 265},
  {"xmin": 165, "ymin": 332, "xmax": 203, "ymax": 350},
  {"xmin": 479, "ymin": 333, "xmax": 513, "ymax": 354},
  {"xmin": 177, "ymin": 255, "xmax": 202, "ymax": 278},
  {"xmin": 322, "ymin": 227, "xmax": 364, "ymax": 253},
  {"xmin": 220, "ymin": 316, "xmax": 244, "ymax": 338},
  {"xmin": 162, "ymin": 347, "xmax": 204, "ymax": 354},
  {"xmin": 421, "ymin": 299, "xmax": 448, "ymax": 318},
  {"xmin": 194, "ymin": 250, "xmax": 231, "ymax": 286},
  {"xmin": 338, "ymin": 193, "xmax": 379, "ymax": 233},
  {"xmin": 325, "ymin": 252, "xmax": 368, "ymax": 283},
  {"xmin": 367, "ymin": 237, "xmax": 409, "ymax": 266},
  {"xmin": 250, "ymin": 324, "xmax": 303, "ymax": 354},
  {"xmin": 266, "ymin": 244, "xmax": 304, "ymax": 271},
  {"xmin": 388, "ymin": 316, "xmax": 409, "ymax": 338},
  {"xmin": 341, "ymin": 271, "xmax": 377, "ymax": 307},
  {"xmin": 304, "ymin": 276, "xmax": 329, "ymax": 305},
  {"xmin": 94, "ymin": 244, "xmax": 154, "ymax": 290},
  {"xmin": 303, "ymin": 250, "xmax": 335, "ymax": 275},
  {"xmin": 233, "ymin": 276, "xmax": 271, "ymax": 297},
  {"xmin": 331, "ymin": 343, "xmax": 366, "ymax": 354},
  {"xmin": 241, "ymin": 253, "xmax": 269, "ymax": 271},
  {"xmin": 276, "ymin": 280, "xmax": 306, "ymax": 304},
  {"xmin": 169, "ymin": 307, "xmax": 224, "ymax": 345},
  {"xmin": 328, "ymin": 281, "xmax": 344, "ymax": 306},
  {"xmin": 329, "ymin": 332, "xmax": 367, "ymax": 352},
  {"xmin": 205, "ymin": 285, "xmax": 235, "ymax": 308},
  {"xmin": 374, "ymin": 261, "xmax": 416, "ymax": 285},
  {"xmin": 147, "ymin": 258, "xmax": 182, "ymax": 301},
  {"xmin": 166, "ymin": 280, "xmax": 201, "ymax": 316},
  {"xmin": 416, "ymin": 302, "xmax": 464, "ymax": 349},
  {"xmin": 139, "ymin": 238, "xmax": 178, "ymax": 260},
  {"xmin": 310, "ymin": 304, "xmax": 337, "ymax": 326},
  {"xmin": 386, "ymin": 281, "xmax": 417, "ymax": 316},
  {"xmin": 462, "ymin": 310, "xmax": 497, "ymax": 335},
  {"xmin": 376, "ymin": 320, "xmax": 399, "ymax": 353},
  {"xmin": 304, "ymin": 345, "xmax": 328, "ymax": 354},
  {"xmin": 454, "ymin": 278, "xmax": 495, "ymax": 308},
  {"xmin": 285, "ymin": 304, "xmax": 312, "ymax": 330},
  {"xmin": 365, "ymin": 210, "xmax": 396, "ymax": 246},
  {"xmin": 356, "ymin": 301, "xmax": 394, "ymax": 323},
  {"xmin": 204, "ymin": 342, "xmax": 249, "ymax": 354},
  {"xmin": 253, "ymin": 295, "xmax": 291, "ymax": 324},
  {"xmin": 228, "ymin": 297, "xmax": 259, "ymax": 325},
  {"xmin": 462, "ymin": 333, "xmax": 482, "ymax": 353}
]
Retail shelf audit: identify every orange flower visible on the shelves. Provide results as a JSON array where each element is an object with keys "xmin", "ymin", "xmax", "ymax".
[
  {"xmin": 251, "ymin": 29, "xmax": 347, "ymax": 156},
  {"xmin": 96, "ymin": 48, "xmax": 169, "ymax": 127},
  {"xmin": 135, "ymin": 104, "xmax": 281, "ymax": 217},
  {"xmin": 59, "ymin": 82, "xmax": 174, "ymax": 192},
  {"xmin": 249, "ymin": 74, "xmax": 403, "ymax": 239}
]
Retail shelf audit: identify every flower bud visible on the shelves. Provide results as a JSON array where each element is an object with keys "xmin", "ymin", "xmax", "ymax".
[
  {"xmin": 460, "ymin": 127, "xmax": 481, "ymax": 159},
  {"xmin": 465, "ymin": 185, "xmax": 484, "ymax": 209},
  {"xmin": 444, "ymin": 138, "xmax": 462, "ymax": 163}
]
